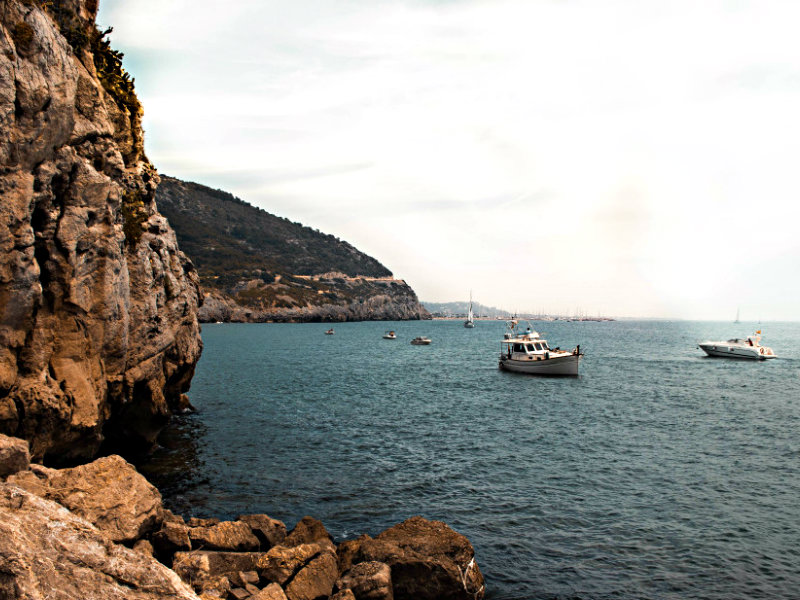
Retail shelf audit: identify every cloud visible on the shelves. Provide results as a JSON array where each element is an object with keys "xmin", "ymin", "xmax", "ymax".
[{"xmin": 97, "ymin": 0, "xmax": 800, "ymax": 319}]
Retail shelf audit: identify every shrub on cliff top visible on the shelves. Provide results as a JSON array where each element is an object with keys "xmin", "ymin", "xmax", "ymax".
[
  {"xmin": 90, "ymin": 27, "xmax": 142, "ymax": 119},
  {"xmin": 90, "ymin": 27, "xmax": 144, "ymax": 162}
]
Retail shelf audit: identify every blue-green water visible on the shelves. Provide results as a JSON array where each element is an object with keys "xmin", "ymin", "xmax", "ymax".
[{"xmin": 141, "ymin": 320, "xmax": 800, "ymax": 600}]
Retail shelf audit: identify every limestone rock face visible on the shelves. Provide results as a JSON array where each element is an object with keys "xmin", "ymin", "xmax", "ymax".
[
  {"xmin": 0, "ymin": 483, "xmax": 200, "ymax": 600},
  {"xmin": 6, "ymin": 454, "xmax": 163, "ymax": 543},
  {"xmin": 0, "ymin": 434, "xmax": 30, "ymax": 477},
  {"xmin": 0, "ymin": 0, "xmax": 202, "ymax": 463}
]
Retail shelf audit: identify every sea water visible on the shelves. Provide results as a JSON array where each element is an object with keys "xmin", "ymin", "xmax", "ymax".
[{"xmin": 139, "ymin": 320, "xmax": 800, "ymax": 600}]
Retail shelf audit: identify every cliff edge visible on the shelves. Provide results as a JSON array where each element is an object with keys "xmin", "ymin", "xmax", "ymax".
[{"xmin": 0, "ymin": 0, "xmax": 202, "ymax": 463}]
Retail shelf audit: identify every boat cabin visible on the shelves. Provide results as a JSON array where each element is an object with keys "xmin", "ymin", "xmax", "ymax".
[{"xmin": 501, "ymin": 337, "xmax": 553, "ymax": 360}]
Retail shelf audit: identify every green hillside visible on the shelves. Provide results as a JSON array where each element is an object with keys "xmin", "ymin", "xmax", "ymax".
[{"xmin": 156, "ymin": 176, "xmax": 391, "ymax": 289}]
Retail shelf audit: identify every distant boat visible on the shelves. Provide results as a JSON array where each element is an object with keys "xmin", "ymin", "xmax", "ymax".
[
  {"xmin": 324, "ymin": 328, "xmax": 335, "ymax": 335},
  {"xmin": 698, "ymin": 330, "xmax": 776, "ymax": 360},
  {"xmin": 383, "ymin": 330, "xmax": 397, "ymax": 339},
  {"xmin": 410, "ymin": 336, "xmax": 432, "ymax": 345},
  {"xmin": 464, "ymin": 291, "xmax": 475, "ymax": 328},
  {"xmin": 734, "ymin": 308, "xmax": 740, "ymax": 323}
]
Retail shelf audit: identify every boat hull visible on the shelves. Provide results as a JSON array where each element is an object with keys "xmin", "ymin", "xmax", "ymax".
[
  {"xmin": 499, "ymin": 353, "xmax": 581, "ymax": 376},
  {"xmin": 699, "ymin": 344, "xmax": 775, "ymax": 360}
]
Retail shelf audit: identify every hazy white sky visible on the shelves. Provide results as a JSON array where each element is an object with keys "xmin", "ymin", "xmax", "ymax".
[{"xmin": 97, "ymin": 0, "xmax": 800, "ymax": 319}]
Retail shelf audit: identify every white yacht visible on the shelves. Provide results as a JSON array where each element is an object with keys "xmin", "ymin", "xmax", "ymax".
[
  {"xmin": 498, "ymin": 320, "xmax": 582, "ymax": 376},
  {"xmin": 698, "ymin": 331, "xmax": 776, "ymax": 360},
  {"xmin": 383, "ymin": 330, "xmax": 397, "ymax": 339},
  {"xmin": 464, "ymin": 292, "xmax": 475, "ymax": 328}
]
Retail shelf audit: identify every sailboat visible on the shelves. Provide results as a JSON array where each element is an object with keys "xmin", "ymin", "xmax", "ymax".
[
  {"xmin": 464, "ymin": 292, "xmax": 476, "ymax": 328},
  {"xmin": 734, "ymin": 308, "xmax": 740, "ymax": 323}
]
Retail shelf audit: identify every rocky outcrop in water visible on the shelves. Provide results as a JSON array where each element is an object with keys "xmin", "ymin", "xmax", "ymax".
[
  {"xmin": 0, "ymin": 435, "xmax": 485, "ymax": 600},
  {"xmin": 0, "ymin": 0, "xmax": 202, "ymax": 463}
]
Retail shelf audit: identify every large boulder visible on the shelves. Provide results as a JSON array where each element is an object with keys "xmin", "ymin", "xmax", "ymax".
[
  {"xmin": 350, "ymin": 517, "xmax": 484, "ymax": 600},
  {"xmin": 238, "ymin": 513, "xmax": 287, "ymax": 549},
  {"xmin": 6, "ymin": 454, "xmax": 162, "ymax": 543},
  {"xmin": 257, "ymin": 543, "xmax": 326, "ymax": 586},
  {"xmin": 285, "ymin": 516, "xmax": 335, "ymax": 551},
  {"xmin": 0, "ymin": 434, "xmax": 30, "ymax": 478},
  {"xmin": 0, "ymin": 483, "xmax": 199, "ymax": 599},
  {"xmin": 285, "ymin": 551, "xmax": 338, "ymax": 600},
  {"xmin": 336, "ymin": 561, "xmax": 393, "ymax": 600},
  {"xmin": 188, "ymin": 520, "xmax": 260, "ymax": 551}
]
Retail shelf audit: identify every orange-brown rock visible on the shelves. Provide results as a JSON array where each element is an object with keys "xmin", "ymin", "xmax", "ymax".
[
  {"xmin": 336, "ymin": 561, "xmax": 393, "ymax": 600},
  {"xmin": 152, "ymin": 521, "xmax": 193, "ymax": 556},
  {"xmin": 6, "ymin": 454, "xmax": 162, "ymax": 543},
  {"xmin": 285, "ymin": 516, "xmax": 335, "ymax": 551},
  {"xmin": 238, "ymin": 513, "xmax": 287, "ymax": 549},
  {"xmin": 285, "ymin": 551, "xmax": 338, "ymax": 600},
  {"xmin": 348, "ymin": 517, "xmax": 484, "ymax": 600},
  {"xmin": 0, "ymin": 0, "xmax": 201, "ymax": 464},
  {"xmin": 172, "ymin": 551, "xmax": 265, "ymax": 592},
  {"xmin": 257, "ymin": 543, "xmax": 327, "ymax": 586},
  {"xmin": 0, "ymin": 483, "xmax": 199, "ymax": 599},
  {"xmin": 0, "ymin": 434, "xmax": 30, "ymax": 478},
  {"xmin": 251, "ymin": 583, "xmax": 289, "ymax": 600},
  {"xmin": 188, "ymin": 520, "xmax": 260, "ymax": 552}
]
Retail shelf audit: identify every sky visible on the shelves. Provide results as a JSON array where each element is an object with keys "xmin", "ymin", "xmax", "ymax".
[{"xmin": 96, "ymin": 0, "xmax": 800, "ymax": 320}]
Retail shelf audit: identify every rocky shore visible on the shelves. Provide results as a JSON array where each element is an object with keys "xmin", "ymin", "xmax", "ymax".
[{"xmin": 0, "ymin": 433, "xmax": 485, "ymax": 600}]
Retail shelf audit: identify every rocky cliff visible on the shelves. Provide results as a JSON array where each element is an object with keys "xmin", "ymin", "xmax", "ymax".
[
  {"xmin": 156, "ymin": 176, "xmax": 430, "ymax": 322},
  {"xmin": 0, "ymin": 0, "xmax": 202, "ymax": 463}
]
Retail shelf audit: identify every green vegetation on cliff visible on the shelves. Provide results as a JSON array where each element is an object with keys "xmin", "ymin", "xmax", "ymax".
[
  {"xmin": 156, "ymin": 176, "xmax": 391, "ymax": 285},
  {"xmin": 155, "ymin": 177, "xmax": 428, "ymax": 322}
]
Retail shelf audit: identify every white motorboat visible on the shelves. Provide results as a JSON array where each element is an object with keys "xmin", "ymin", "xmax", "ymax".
[
  {"xmin": 699, "ymin": 330, "xmax": 776, "ymax": 360},
  {"xmin": 498, "ymin": 320, "xmax": 582, "ymax": 376},
  {"xmin": 383, "ymin": 330, "xmax": 397, "ymax": 339},
  {"xmin": 410, "ymin": 336, "xmax": 432, "ymax": 345},
  {"xmin": 464, "ymin": 291, "xmax": 475, "ymax": 328}
]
